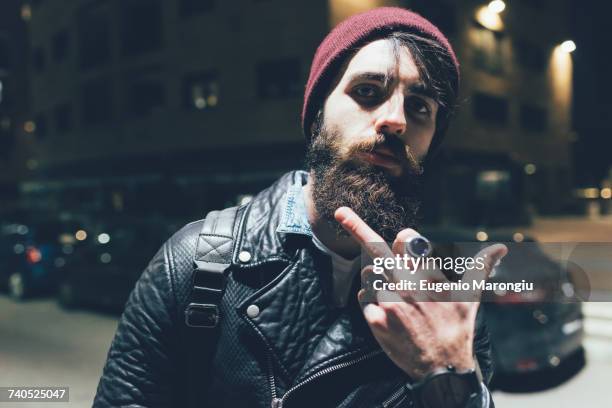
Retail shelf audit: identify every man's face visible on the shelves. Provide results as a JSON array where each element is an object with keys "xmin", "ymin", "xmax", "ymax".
[
  {"xmin": 307, "ymin": 38, "xmax": 440, "ymax": 241},
  {"xmin": 321, "ymin": 38, "xmax": 439, "ymax": 176}
]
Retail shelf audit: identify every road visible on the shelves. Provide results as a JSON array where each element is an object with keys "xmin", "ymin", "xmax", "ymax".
[
  {"xmin": 493, "ymin": 343, "xmax": 611, "ymax": 407},
  {"xmin": 0, "ymin": 296, "xmax": 118, "ymax": 407}
]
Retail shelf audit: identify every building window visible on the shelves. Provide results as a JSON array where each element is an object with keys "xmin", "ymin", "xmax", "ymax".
[
  {"xmin": 520, "ymin": 104, "xmax": 547, "ymax": 132},
  {"xmin": 32, "ymin": 47, "xmax": 45, "ymax": 73},
  {"xmin": 125, "ymin": 69, "xmax": 166, "ymax": 118},
  {"xmin": 120, "ymin": 0, "xmax": 163, "ymax": 57},
  {"xmin": 54, "ymin": 103, "xmax": 73, "ymax": 132},
  {"xmin": 179, "ymin": 0, "xmax": 215, "ymax": 17},
  {"xmin": 81, "ymin": 77, "xmax": 113, "ymax": 125},
  {"xmin": 472, "ymin": 27, "xmax": 504, "ymax": 75},
  {"xmin": 0, "ymin": 39, "xmax": 9, "ymax": 70},
  {"xmin": 34, "ymin": 113, "xmax": 47, "ymax": 139},
  {"xmin": 52, "ymin": 29, "xmax": 70, "ymax": 62},
  {"xmin": 182, "ymin": 71, "xmax": 219, "ymax": 110},
  {"xmin": 77, "ymin": 2, "xmax": 111, "ymax": 70},
  {"xmin": 256, "ymin": 58, "xmax": 300, "ymax": 99},
  {"xmin": 514, "ymin": 39, "xmax": 547, "ymax": 73},
  {"xmin": 472, "ymin": 92, "xmax": 508, "ymax": 125}
]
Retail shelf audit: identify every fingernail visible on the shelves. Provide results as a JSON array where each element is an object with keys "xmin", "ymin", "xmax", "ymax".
[{"xmin": 363, "ymin": 304, "xmax": 377, "ymax": 320}]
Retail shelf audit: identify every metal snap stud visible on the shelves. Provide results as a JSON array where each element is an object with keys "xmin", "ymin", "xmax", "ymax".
[
  {"xmin": 238, "ymin": 250, "xmax": 252, "ymax": 263},
  {"xmin": 246, "ymin": 304, "xmax": 260, "ymax": 318}
]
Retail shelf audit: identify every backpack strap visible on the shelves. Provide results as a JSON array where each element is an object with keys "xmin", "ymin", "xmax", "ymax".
[
  {"xmin": 185, "ymin": 206, "xmax": 240, "ymax": 328},
  {"xmin": 179, "ymin": 206, "xmax": 244, "ymax": 407}
]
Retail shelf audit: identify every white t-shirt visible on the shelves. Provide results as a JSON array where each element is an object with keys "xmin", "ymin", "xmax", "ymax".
[{"xmin": 311, "ymin": 232, "xmax": 360, "ymax": 307}]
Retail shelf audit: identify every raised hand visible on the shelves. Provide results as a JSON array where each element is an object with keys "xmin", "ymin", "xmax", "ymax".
[{"xmin": 334, "ymin": 207, "xmax": 507, "ymax": 380}]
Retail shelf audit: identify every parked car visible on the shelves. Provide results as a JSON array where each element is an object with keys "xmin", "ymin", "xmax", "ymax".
[
  {"xmin": 57, "ymin": 217, "xmax": 178, "ymax": 312},
  {"xmin": 421, "ymin": 226, "xmax": 585, "ymax": 391},
  {"xmin": 0, "ymin": 220, "xmax": 80, "ymax": 300}
]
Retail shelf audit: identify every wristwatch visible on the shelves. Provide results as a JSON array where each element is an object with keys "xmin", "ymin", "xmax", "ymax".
[{"xmin": 406, "ymin": 365, "xmax": 481, "ymax": 408}]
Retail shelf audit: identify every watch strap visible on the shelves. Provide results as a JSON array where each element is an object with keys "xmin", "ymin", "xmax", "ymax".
[{"xmin": 407, "ymin": 365, "xmax": 481, "ymax": 408}]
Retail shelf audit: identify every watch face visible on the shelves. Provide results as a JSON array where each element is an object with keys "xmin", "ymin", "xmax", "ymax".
[{"xmin": 419, "ymin": 373, "xmax": 475, "ymax": 408}]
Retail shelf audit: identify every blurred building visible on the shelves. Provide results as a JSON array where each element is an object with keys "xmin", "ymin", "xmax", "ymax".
[
  {"xmin": 18, "ymin": 0, "xmax": 574, "ymax": 219},
  {"xmin": 0, "ymin": 0, "xmax": 30, "ymax": 214}
]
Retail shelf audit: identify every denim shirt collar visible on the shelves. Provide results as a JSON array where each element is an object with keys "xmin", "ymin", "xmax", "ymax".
[{"xmin": 276, "ymin": 174, "xmax": 313, "ymax": 237}]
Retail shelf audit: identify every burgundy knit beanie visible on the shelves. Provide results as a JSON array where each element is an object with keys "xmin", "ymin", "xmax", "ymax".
[{"xmin": 302, "ymin": 7, "xmax": 459, "ymax": 143}]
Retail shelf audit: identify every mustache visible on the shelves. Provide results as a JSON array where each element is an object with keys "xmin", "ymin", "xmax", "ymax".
[{"xmin": 346, "ymin": 133, "xmax": 423, "ymax": 175}]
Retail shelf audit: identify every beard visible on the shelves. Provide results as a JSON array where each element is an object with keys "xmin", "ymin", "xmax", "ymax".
[{"xmin": 305, "ymin": 120, "xmax": 424, "ymax": 243}]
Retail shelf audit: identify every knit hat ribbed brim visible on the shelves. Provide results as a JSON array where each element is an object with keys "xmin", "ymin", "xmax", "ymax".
[{"xmin": 301, "ymin": 7, "xmax": 459, "ymax": 142}]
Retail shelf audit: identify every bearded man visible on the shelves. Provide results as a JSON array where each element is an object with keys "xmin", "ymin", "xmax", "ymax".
[{"xmin": 94, "ymin": 7, "xmax": 506, "ymax": 408}]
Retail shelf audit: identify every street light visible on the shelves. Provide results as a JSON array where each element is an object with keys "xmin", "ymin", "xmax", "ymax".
[
  {"xmin": 560, "ymin": 40, "xmax": 577, "ymax": 54},
  {"xmin": 475, "ymin": 6, "xmax": 504, "ymax": 31},
  {"xmin": 488, "ymin": 0, "xmax": 506, "ymax": 14}
]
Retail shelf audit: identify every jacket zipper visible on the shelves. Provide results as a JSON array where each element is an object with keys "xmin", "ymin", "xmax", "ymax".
[
  {"xmin": 243, "ymin": 318, "xmax": 282, "ymax": 405},
  {"xmin": 269, "ymin": 349, "xmax": 383, "ymax": 408},
  {"xmin": 267, "ymin": 352, "xmax": 278, "ymax": 401},
  {"xmin": 381, "ymin": 384, "xmax": 408, "ymax": 408}
]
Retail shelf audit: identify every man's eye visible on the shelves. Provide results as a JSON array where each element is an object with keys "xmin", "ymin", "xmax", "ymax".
[
  {"xmin": 406, "ymin": 97, "xmax": 431, "ymax": 116},
  {"xmin": 353, "ymin": 85, "xmax": 380, "ymax": 99}
]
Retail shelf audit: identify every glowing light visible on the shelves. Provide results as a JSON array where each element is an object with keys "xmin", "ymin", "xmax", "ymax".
[
  {"xmin": 59, "ymin": 233, "xmax": 75, "ymax": 245},
  {"xmin": 524, "ymin": 163, "xmax": 537, "ymax": 175},
  {"xmin": 561, "ymin": 282, "xmax": 575, "ymax": 298},
  {"xmin": 601, "ymin": 188, "xmax": 612, "ymax": 199},
  {"xmin": 21, "ymin": 4, "xmax": 32, "ymax": 21},
  {"xmin": 560, "ymin": 40, "xmax": 576, "ymax": 54},
  {"xmin": 207, "ymin": 94, "xmax": 218, "ymax": 107},
  {"xmin": 75, "ymin": 230, "xmax": 87, "ymax": 241},
  {"xmin": 26, "ymin": 246, "xmax": 42, "ymax": 264},
  {"xmin": 513, "ymin": 232, "xmax": 524, "ymax": 243},
  {"xmin": 580, "ymin": 188, "xmax": 599, "ymax": 199},
  {"xmin": 329, "ymin": 0, "xmax": 387, "ymax": 27},
  {"xmin": 194, "ymin": 97, "xmax": 206, "ymax": 109},
  {"xmin": 488, "ymin": 0, "xmax": 506, "ymax": 14},
  {"xmin": 97, "ymin": 233, "xmax": 110, "ymax": 244},
  {"xmin": 549, "ymin": 355, "xmax": 561, "ymax": 367},
  {"xmin": 551, "ymin": 45, "xmax": 573, "ymax": 116},
  {"xmin": 475, "ymin": 6, "xmax": 504, "ymax": 31},
  {"xmin": 476, "ymin": 231, "xmax": 488, "ymax": 242},
  {"xmin": 24, "ymin": 121, "xmax": 36, "ymax": 133}
]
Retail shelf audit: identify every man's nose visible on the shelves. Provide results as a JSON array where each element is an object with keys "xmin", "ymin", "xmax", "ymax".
[{"xmin": 374, "ymin": 94, "xmax": 407, "ymax": 138}]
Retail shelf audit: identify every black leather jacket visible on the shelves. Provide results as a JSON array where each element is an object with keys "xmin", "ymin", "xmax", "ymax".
[{"xmin": 94, "ymin": 171, "xmax": 495, "ymax": 407}]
